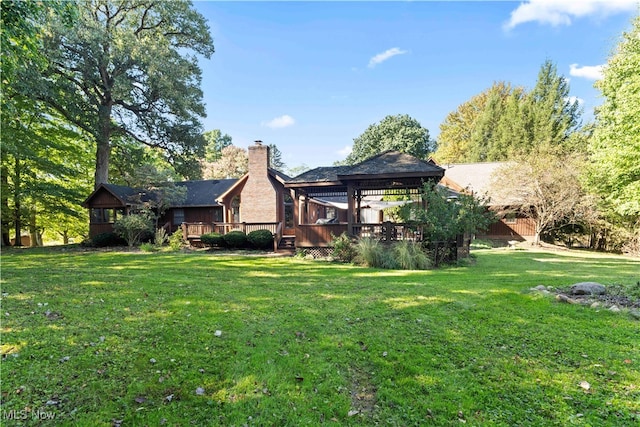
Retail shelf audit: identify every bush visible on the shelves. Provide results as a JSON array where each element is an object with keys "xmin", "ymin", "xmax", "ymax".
[
  {"xmin": 393, "ymin": 240, "xmax": 431, "ymax": 270},
  {"xmin": 168, "ymin": 229, "xmax": 184, "ymax": 251},
  {"xmin": 356, "ymin": 237, "xmax": 385, "ymax": 267},
  {"xmin": 140, "ymin": 242, "xmax": 157, "ymax": 252},
  {"xmin": 331, "ymin": 232, "xmax": 357, "ymax": 263},
  {"xmin": 154, "ymin": 228, "xmax": 168, "ymax": 246},
  {"xmin": 91, "ymin": 232, "xmax": 126, "ymax": 248},
  {"xmin": 114, "ymin": 214, "xmax": 155, "ymax": 247},
  {"xmin": 223, "ymin": 230, "xmax": 248, "ymax": 249},
  {"xmin": 247, "ymin": 229, "xmax": 274, "ymax": 250},
  {"xmin": 201, "ymin": 232, "xmax": 226, "ymax": 248}
]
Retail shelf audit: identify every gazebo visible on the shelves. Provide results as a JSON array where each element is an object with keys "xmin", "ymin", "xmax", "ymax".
[{"xmin": 285, "ymin": 151, "xmax": 445, "ymax": 249}]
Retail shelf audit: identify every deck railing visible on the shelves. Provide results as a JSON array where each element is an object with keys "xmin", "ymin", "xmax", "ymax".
[{"xmin": 351, "ymin": 222, "xmax": 422, "ymax": 242}]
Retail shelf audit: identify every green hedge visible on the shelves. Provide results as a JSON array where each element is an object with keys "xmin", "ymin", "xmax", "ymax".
[
  {"xmin": 247, "ymin": 229, "xmax": 274, "ymax": 250},
  {"xmin": 223, "ymin": 230, "xmax": 248, "ymax": 248},
  {"xmin": 201, "ymin": 232, "xmax": 225, "ymax": 248}
]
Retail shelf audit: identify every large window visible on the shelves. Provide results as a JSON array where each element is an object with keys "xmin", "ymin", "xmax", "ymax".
[
  {"xmin": 231, "ymin": 196, "xmax": 241, "ymax": 223},
  {"xmin": 173, "ymin": 209, "xmax": 185, "ymax": 225},
  {"xmin": 284, "ymin": 194, "xmax": 294, "ymax": 228},
  {"xmin": 90, "ymin": 208, "xmax": 120, "ymax": 224}
]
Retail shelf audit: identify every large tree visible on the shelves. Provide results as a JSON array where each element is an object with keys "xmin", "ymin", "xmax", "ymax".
[
  {"xmin": 344, "ymin": 114, "xmax": 433, "ymax": 165},
  {"xmin": 202, "ymin": 145, "xmax": 248, "ymax": 179},
  {"xmin": 435, "ymin": 61, "xmax": 581, "ymax": 163},
  {"xmin": 586, "ymin": 16, "xmax": 640, "ymax": 220},
  {"xmin": 36, "ymin": 0, "xmax": 214, "ymax": 188}
]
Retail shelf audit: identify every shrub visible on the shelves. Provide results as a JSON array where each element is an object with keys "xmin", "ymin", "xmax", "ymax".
[
  {"xmin": 393, "ymin": 240, "xmax": 431, "ymax": 270},
  {"xmin": 201, "ymin": 232, "xmax": 226, "ymax": 248},
  {"xmin": 331, "ymin": 232, "xmax": 357, "ymax": 263},
  {"xmin": 247, "ymin": 229, "xmax": 274, "ymax": 250},
  {"xmin": 356, "ymin": 237, "xmax": 385, "ymax": 267},
  {"xmin": 140, "ymin": 242, "xmax": 157, "ymax": 252},
  {"xmin": 114, "ymin": 214, "xmax": 155, "ymax": 247},
  {"xmin": 154, "ymin": 228, "xmax": 168, "ymax": 246},
  {"xmin": 91, "ymin": 232, "xmax": 126, "ymax": 247},
  {"xmin": 168, "ymin": 229, "xmax": 184, "ymax": 251},
  {"xmin": 223, "ymin": 230, "xmax": 248, "ymax": 249}
]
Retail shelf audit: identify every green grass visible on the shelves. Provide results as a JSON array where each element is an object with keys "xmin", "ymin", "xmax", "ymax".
[{"xmin": 1, "ymin": 247, "xmax": 639, "ymax": 426}]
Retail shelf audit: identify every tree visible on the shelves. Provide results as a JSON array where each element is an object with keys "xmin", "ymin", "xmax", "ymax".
[
  {"xmin": 586, "ymin": 16, "xmax": 640, "ymax": 220},
  {"xmin": 435, "ymin": 62, "xmax": 582, "ymax": 163},
  {"xmin": 268, "ymin": 144, "xmax": 286, "ymax": 172},
  {"xmin": 435, "ymin": 82, "xmax": 524, "ymax": 163},
  {"xmin": 520, "ymin": 60, "xmax": 582, "ymax": 156},
  {"xmin": 202, "ymin": 145, "xmax": 248, "ymax": 179},
  {"xmin": 203, "ymin": 130, "xmax": 233, "ymax": 162},
  {"xmin": 36, "ymin": 0, "xmax": 214, "ymax": 187},
  {"xmin": 344, "ymin": 114, "xmax": 434, "ymax": 165},
  {"xmin": 1, "ymin": 1, "xmax": 78, "ymax": 245},
  {"xmin": 490, "ymin": 153, "xmax": 592, "ymax": 245}
]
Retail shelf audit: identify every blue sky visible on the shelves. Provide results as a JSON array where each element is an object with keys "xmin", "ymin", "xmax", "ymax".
[{"xmin": 192, "ymin": 1, "xmax": 638, "ymax": 171}]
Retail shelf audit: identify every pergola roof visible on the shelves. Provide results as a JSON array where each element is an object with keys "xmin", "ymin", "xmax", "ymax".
[{"xmin": 286, "ymin": 151, "xmax": 445, "ymax": 197}]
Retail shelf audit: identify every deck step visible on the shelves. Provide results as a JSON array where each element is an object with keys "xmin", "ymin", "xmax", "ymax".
[{"xmin": 278, "ymin": 236, "xmax": 296, "ymax": 249}]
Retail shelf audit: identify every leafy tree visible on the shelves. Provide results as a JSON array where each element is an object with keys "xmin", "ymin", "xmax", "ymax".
[
  {"xmin": 123, "ymin": 165, "xmax": 187, "ymax": 229},
  {"xmin": 490, "ymin": 153, "xmax": 592, "ymax": 246},
  {"xmin": 401, "ymin": 184, "xmax": 495, "ymax": 243},
  {"xmin": 203, "ymin": 130, "xmax": 233, "ymax": 162},
  {"xmin": 344, "ymin": 114, "xmax": 433, "ymax": 165},
  {"xmin": 586, "ymin": 16, "xmax": 640, "ymax": 220},
  {"xmin": 36, "ymin": 0, "xmax": 214, "ymax": 187},
  {"xmin": 435, "ymin": 82, "xmax": 523, "ymax": 163},
  {"xmin": 435, "ymin": 62, "xmax": 582, "ymax": 163},
  {"xmin": 1, "ymin": 1, "xmax": 78, "ymax": 245},
  {"xmin": 114, "ymin": 213, "xmax": 154, "ymax": 247},
  {"xmin": 202, "ymin": 145, "xmax": 248, "ymax": 179}
]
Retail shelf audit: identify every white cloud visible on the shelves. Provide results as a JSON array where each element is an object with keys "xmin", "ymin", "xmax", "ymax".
[
  {"xmin": 337, "ymin": 145, "xmax": 352, "ymax": 157},
  {"xmin": 368, "ymin": 47, "xmax": 408, "ymax": 68},
  {"xmin": 504, "ymin": 0, "xmax": 638, "ymax": 30},
  {"xmin": 569, "ymin": 63, "xmax": 605, "ymax": 80},
  {"xmin": 566, "ymin": 96, "xmax": 585, "ymax": 106},
  {"xmin": 262, "ymin": 114, "xmax": 295, "ymax": 129}
]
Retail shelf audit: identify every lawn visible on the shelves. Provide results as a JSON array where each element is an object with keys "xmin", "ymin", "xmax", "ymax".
[{"xmin": 1, "ymin": 247, "xmax": 639, "ymax": 426}]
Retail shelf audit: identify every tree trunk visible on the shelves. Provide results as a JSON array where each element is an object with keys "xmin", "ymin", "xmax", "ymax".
[
  {"xmin": 1, "ymin": 164, "xmax": 11, "ymax": 246},
  {"xmin": 29, "ymin": 208, "xmax": 41, "ymax": 247},
  {"xmin": 13, "ymin": 157, "xmax": 22, "ymax": 247},
  {"xmin": 94, "ymin": 104, "xmax": 113, "ymax": 188}
]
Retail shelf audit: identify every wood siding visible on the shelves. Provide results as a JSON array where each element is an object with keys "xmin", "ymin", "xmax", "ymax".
[
  {"xmin": 479, "ymin": 216, "xmax": 536, "ymax": 241},
  {"xmin": 295, "ymin": 223, "xmax": 348, "ymax": 247}
]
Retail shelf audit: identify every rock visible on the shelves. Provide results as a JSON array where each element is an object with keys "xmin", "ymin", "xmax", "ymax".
[
  {"xmin": 590, "ymin": 301, "xmax": 600, "ymax": 309},
  {"xmin": 556, "ymin": 294, "xmax": 577, "ymax": 304},
  {"xmin": 629, "ymin": 310, "xmax": 640, "ymax": 320},
  {"xmin": 608, "ymin": 305, "xmax": 620, "ymax": 313},
  {"xmin": 570, "ymin": 282, "xmax": 606, "ymax": 296},
  {"xmin": 532, "ymin": 285, "xmax": 547, "ymax": 292}
]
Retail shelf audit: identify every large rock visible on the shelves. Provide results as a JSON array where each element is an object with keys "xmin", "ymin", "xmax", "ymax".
[{"xmin": 570, "ymin": 282, "xmax": 606, "ymax": 295}]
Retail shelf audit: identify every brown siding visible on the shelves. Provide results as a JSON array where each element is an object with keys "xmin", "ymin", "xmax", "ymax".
[
  {"xmin": 89, "ymin": 190, "xmax": 126, "ymax": 208},
  {"xmin": 296, "ymin": 224, "xmax": 348, "ymax": 247},
  {"xmin": 479, "ymin": 216, "xmax": 536, "ymax": 241}
]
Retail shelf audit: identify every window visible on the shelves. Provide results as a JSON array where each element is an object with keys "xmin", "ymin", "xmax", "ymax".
[
  {"xmin": 284, "ymin": 194, "xmax": 294, "ymax": 228},
  {"xmin": 231, "ymin": 196, "xmax": 241, "ymax": 223},
  {"xmin": 173, "ymin": 209, "xmax": 185, "ymax": 225},
  {"xmin": 503, "ymin": 213, "xmax": 517, "ymax": 224},
  {"xmin": 91, "ymin": 208, "xmax": 117, "ymax": 224}
]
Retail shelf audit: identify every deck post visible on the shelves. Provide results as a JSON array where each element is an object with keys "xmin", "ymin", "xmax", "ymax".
[{"xmin": 347, "ymin": 183, "xmax": 355, "ymax": 236}]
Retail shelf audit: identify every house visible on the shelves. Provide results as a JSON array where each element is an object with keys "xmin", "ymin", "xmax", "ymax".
[
  {"xmin": 83, "ymin": 142, "xmax": 447, "ymax": 250},
  {"xmin": 439, "ymin": 162, "xmax": 536, "ymax": 242}
]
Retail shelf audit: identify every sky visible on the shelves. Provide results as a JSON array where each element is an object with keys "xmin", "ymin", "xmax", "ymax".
[{"xmin": 192, "ymin": 0, "xmax": 638, "ymax": 171}]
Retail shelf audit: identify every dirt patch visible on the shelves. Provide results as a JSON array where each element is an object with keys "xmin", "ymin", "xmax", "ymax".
[{"xmin": 348, "ymin": 365, "xmax": 377, "ymax": 418}]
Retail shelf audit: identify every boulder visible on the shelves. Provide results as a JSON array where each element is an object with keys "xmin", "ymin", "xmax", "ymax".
[{"xmin": 570, "ymin": 282, "xmax": 606, "ymax": 296}]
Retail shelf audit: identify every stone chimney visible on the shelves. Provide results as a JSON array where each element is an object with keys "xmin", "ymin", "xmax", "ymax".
[{"xmin": 243, "ymin": 140, "xmax": 277, "ymax": 222}]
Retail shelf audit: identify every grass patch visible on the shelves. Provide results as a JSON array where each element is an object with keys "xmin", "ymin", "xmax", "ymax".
[{"xmin": 1, "ymin": 247, "xmax": 639, "ymax": 425}]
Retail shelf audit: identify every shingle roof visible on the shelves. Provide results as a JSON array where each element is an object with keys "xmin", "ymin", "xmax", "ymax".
[
  {"xmin": 287, "ymin": 151, "xmax": 444, "ymax": 184},
  {"xmin": 343, "ymin": 151, "xmax": 444, "ymax": 177},
  {"xmin": 173, "ymin": 179, "xmax": 237, "ymax": 207}
]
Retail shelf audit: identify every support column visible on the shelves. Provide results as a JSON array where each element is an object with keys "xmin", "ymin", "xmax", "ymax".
[{"xmin": 347, "ymin": 183, "xmax": 354, "ymax": 236}]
